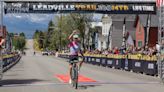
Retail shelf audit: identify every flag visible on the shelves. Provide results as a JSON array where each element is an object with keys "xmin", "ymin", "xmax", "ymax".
[
  {"xmin": 126, "ymin": 35, "xmax": 134, "ymax": 46},
  {"xmin": 122, "ymin": 17, "xmax": 126, "ymax": 47},
  {"xmin": 156, "ymin": 0, "xmax": 164, "ymax": 8}
]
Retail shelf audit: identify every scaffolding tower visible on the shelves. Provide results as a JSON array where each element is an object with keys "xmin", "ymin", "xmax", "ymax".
[
  {"xmin": 0, "ymin": 0, "xmax": 3, "ymax": 81},
  {"xmin": 158, "ymin": 5, "xmax": 164, "ymax": 83}
]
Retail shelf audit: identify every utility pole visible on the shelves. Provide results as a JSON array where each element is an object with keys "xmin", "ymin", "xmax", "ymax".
[
  {"xmin": 146, "ymin": 14, "xmax": 151, "ymax": 46},
  {"xmin": 122, "ymin": 17, "xmax": 126, "ymax": 50},
  {"xmin": 59, "ymin": 14, "xmax": 62, "ymax": 51},
  {"xmin": 109, "ymin": 24, "xmax": 113, "ymax": 50},
  {"xmin": 107, "ymin": 23, "xmax": 113, "ymax": 50}
]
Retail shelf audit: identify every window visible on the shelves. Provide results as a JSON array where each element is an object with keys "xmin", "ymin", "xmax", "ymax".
[
  {"xmin": 138, "ymin": 24, "xmax": 142, "ymax": 34},
  {"xmin": 162, "ymin": 31, "xmax": 164, "ymax": 38},
  {"xmin": 138, "ymin": 41, "xmax": 142, "ymax": 47}
]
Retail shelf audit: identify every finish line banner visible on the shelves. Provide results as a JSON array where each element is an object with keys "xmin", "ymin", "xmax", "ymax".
[{"xmin": 4, "ymin": 2, "xmax": 156, "ymax": 14}]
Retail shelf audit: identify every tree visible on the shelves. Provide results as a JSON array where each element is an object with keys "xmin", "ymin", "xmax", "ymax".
[
  {"xmin": 70, "ymin": 13, "xmax": 93, "ymax": 50},
  {"xmin": 33, "ymin": 30, "xmax": 39, "ymax": 39},
  {"xmin": 48, "ymin": 15, "xmax": 73, "ymax": 50},
  {"xmin": 18, "ymin": 36, "xmax": 26, "ymax": 51},
  {"xmin": 44, "ymin": 20, "xmax": 55, "ymax": 50},
  {"xmin": 20, "ymin": 32, "xmax": 25, "ymax": 38},
  {"xmin": 9, "ymin": 33, "xmax": 14, "ymax": 38},
  {"xmin": 33, "ymin": 14, "xmax": 93, "ymax": 51},
  {"xmin": 48, "ymin": 14, "xmax": 94, "ymax": 51},
  {"xmin": 33, "ymin": 30, "xmax": 45, "ymax": 51},
  {"xmin": 11, "ymin": 32, "xmax": 26, "ymax": 51},
  {"xmin": 49, "ymin": 29, "xmax": 59, "ymax": 50}
]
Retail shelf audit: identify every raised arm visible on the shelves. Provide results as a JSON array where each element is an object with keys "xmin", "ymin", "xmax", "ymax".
[
  {"xmin": 68, "ymin": 30, "xmax": 78, "ymax": 40},
  {"xmin": 68, "ymin": 33, "xmax": 74, "ymax": 40},
  {"xmin": 0, "ymin": 38, "xmax": 5, "ymax": 46}
]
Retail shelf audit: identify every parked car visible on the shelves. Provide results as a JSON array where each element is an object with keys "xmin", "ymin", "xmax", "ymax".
[
  {"xmin": 42, "ymin": 51, "xmax": 49, "ymax": 56},
  {"xmin": 48, "ymin": 51, "xmax": 55, "ymax": 55}
]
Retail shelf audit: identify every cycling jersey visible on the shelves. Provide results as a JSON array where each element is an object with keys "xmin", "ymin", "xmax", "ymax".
[{"xmin": 68, "ymin": 41, "xmax": 80, "ymax": 56}]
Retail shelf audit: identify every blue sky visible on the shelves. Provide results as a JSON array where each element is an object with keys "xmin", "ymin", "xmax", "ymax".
[
  {"xmin": 3, "ymin": 14, "xmax": 102, "ymax": 39},
  {"xmin": 4, "ymin": 14, "xmax": 54, "ymax": 38}
]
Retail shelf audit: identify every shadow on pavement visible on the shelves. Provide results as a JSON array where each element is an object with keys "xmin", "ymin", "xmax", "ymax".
[
  {"xmin": 0, "ymin": 79, "xmax": 46, "ymax": 86},
  {"xmin": 78, "ymin": 85, "xmax": 101, "ymax": 90},
  {"xmin": 77, "ymin": 82, "xmax": 101, "ymax": 90}
]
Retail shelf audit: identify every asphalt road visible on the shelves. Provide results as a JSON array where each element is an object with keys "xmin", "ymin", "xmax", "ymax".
[{"xmin": 0, "ymin": 39, "xmax": 164, "ymax": 92}]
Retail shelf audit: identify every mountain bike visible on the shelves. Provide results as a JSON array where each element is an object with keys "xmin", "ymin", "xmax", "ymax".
[
  {"xmin": 70, "ymin": 57, "xmax": 83, "ymax": 89},
  {"xmin": 70, "ymin": 59, "xmax": 79, "ymax": 89}
]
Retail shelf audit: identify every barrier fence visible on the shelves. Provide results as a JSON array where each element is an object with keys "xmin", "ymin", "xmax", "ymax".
[
  {"xmin": 2, "ymin": 54, "xmax": 21, "ymax": 72},
  {"xmin": 58, "ymin": 53, "xmax": 158, "ymax": 76}
]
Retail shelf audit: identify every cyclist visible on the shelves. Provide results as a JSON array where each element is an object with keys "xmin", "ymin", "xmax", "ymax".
[
  {"xmin": 68, "ymin": 30, "xmax": 84, "ymax": 84},
  {"xmin": 33, "ymin": 51, "xmax": 36, "ymax": 55}
]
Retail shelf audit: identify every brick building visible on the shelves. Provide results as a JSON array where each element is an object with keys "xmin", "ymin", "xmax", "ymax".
[{"xmin": 0, "ymin": 26, "xmax": 7, "ymax": 38}]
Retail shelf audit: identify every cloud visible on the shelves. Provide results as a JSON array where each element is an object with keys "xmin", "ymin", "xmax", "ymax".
[
  {"xmin": 29, "ymin": 14, "xmax": 53, "ymax": 23},
  {"xmin": 4, "ymin": 14, "xmax": 54, "ymax": 24},
  {"xmin": 3, "ymin": 14, "xmax": 52, "ymax": 38}
]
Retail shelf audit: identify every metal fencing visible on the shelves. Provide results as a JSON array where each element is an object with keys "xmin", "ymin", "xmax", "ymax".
[
  {"xmin": 2, "ymin": 54, "xmax": 21, "ymax": 72},
  {"xmin": 59, "ymin": 53, "xmax": 158, "ymax": 76}
]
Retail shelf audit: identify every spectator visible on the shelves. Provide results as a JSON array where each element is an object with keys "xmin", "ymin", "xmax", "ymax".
[
  {"xmin": 113, "ymin": 47, "xmax": 119, "ymax": 54},
  {"xmin": 152, "ymin": 46, "xmax": 157, "ymax": 55}
]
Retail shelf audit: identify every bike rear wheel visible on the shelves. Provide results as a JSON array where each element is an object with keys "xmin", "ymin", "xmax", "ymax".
[
  {"xmin": 71, "ymin": 64, "xmax": 78, "ymax": 89},
  {"xmin": 75, "ymin": 73, "xmax": 78, "ymax": 89}
]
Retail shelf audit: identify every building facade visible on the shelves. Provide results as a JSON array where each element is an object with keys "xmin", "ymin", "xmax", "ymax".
[
  {"xmin": 0, "ymin": 26, "xmax": 13, "ymax": 52},
  {"xmin": 92, "ymin": 14, "xmax": 136, "ymax": 51},
  {"xmin": 98, "ymin": 15, "xmax": 112, "ymax": 50},
  {"xmin": 135, "ymin": 15, "xmax": 158, "ymax": 48}
]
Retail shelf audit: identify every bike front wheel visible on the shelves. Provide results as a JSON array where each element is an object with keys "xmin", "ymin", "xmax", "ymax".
[{"xmin": 71, "ymin": 65, "xmax": 78, "ymax": 89}]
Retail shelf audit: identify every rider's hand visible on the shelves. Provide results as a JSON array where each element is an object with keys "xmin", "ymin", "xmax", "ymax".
[{"xmin": 73, "ymin": 30, "xmax": 77, "ymax": 34}]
